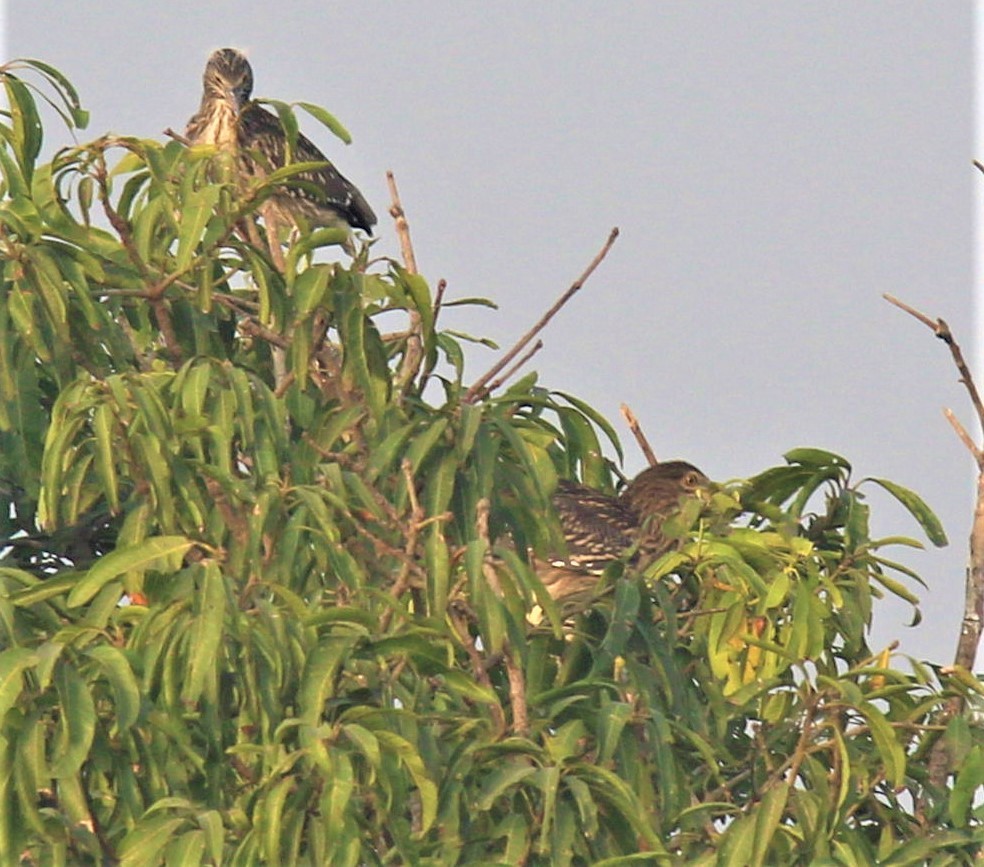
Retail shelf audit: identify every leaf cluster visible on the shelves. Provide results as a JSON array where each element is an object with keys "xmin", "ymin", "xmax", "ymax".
[{"xmin": 1, "ymin": 60, "xmax": 983, "ymax": 866}]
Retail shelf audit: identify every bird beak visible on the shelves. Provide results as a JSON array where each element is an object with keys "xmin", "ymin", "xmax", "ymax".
[{"xmin": 227, "ymin": 86, "xmax": 248, "ymax": 113}]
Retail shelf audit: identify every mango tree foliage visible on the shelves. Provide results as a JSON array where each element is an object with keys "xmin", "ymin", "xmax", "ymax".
[{"xmin": 1, "ymin": 60, "xmax": 983, "ymax": 866}]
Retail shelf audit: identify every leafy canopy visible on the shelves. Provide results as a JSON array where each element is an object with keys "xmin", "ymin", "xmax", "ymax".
[{"xmin": 1, "ymin": 59, "xmax": 982, "ymax": 866}]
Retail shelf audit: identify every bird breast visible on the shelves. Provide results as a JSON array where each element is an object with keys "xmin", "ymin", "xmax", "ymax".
[{"xmin": 188, "ymin": 99, "xmax": 240, "ymax": 149}]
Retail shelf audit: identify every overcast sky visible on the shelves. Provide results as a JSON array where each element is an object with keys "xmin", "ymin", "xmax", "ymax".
[{"xmin": 5, "ymin": 2, "xmax": 976, "ymax": 664}]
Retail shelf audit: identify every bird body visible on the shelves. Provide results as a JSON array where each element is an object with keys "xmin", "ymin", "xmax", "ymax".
[
  {"xmin": 186, "ymin": 48, "xmax": 377, "ymax": 235},
  {"xmin": 540, "ymin": 461, "xmax": 709, "ymax": 603}
]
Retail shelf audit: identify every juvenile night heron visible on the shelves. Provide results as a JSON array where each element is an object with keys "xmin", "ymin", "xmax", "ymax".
[
  {"xmin": 185, "ymin": 48, "xmax": 377, "ymax": 236},
  {"xmin": 539, "ymin": 460, "xmax": 710, "ymax": 604}
]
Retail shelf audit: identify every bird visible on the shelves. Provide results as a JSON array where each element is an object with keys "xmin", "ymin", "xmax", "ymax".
[
  {"xmin": 185, "ymin": 48, "xmax": 377, "ymax": 236},
  {"xmin": 538, "ymin": 461, "xmax": 711, "ymax": 606}
]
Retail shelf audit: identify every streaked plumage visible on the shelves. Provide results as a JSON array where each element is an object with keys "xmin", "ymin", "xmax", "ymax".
[
  {"xmin": 539, "ymin": 461, "xmax": 710, "ymax": 604},
  {"xmin": 185, "ymin": 48, "xmax": 376, "ymax": 234}
]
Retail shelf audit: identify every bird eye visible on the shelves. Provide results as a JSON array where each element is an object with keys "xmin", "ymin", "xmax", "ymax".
[{"xmin": 684, "ymin": 472, "xmax": 701, "ymax": 489}]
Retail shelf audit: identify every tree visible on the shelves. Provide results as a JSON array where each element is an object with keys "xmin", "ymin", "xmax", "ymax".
[{"xmin": 1, "ymin": 59, "xmax": 983, "ymax": 866}]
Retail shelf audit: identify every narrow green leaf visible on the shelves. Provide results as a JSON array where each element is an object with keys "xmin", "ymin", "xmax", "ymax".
[
  {"xmin": 858, "ymin": 701, "xmax": 905, "ymax": 787},
  {"xmin": 118, "ymin": 816, "xmax": 189, "ymax": 866},
  {"xmin": 51, "ymin": 662, "xmax": 96, "ymax": 777},
  {"xmin": 85, "ymin": 645, "xmax": 141, "ymax": 731},
  {"xmin": 751, "ymin": 781, "xmax": 790, "ymax": 866},
  {"xmin": 93, "ymin": 401, "xmax": 120, "ymax": 512},
  {"xmin": 374, "ymin": 730, "xmax": 438, "ymax": 832},
  {"xmin": 295, "ymin": 101, "xmax": 352, "ymax": 144},
  {"xmin": 181, "ymin": 561, "xmax": 226, "ymax": 705},
  {"xmin": 0, "ymin": 648, "xmax": 38, "ymax": 722},
  {"xmin": 67, "ymin": 535, "xmax": 194, "ymax": 607},
  {"xmin": 948, "ymin": 744, "xmax": 984, "ymax": 827},
  {"xmin": 864, "ymin": 477, "xmax": 948, "ymax": 547}
]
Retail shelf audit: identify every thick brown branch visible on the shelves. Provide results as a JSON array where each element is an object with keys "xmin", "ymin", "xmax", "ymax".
[
  {"xmin": 620, "ymin": 403, "xmax": 659, "ymax": 467},
  {"xmin": 464, "ymin": 227, "xmax": 620, "ymax": 403}
]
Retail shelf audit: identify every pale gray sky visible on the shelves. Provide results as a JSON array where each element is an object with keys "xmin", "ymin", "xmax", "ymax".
[{"xmin": 6, "ymin": 2, "xmax": 976, "ymax": 664}]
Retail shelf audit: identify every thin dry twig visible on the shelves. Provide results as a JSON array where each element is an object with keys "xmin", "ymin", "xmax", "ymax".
[
  {"xmin": 433, "ymin": 278, "xmax": 447, "ymax": 322},
  {"xmin": 387, "ymin": 170, "xmax": 418, "ymax": 274},
  {"xmin": 388, "ymin": 171, "xmax": 425, "ymax": 392},
  {"xmin": 885, "ymin": 292, "xmax": 984, "ymax": 800},
  {"xmin": 163, "ymin": 126, "xmax": 192, "ymax": 146},
  {"xmin": 944, "ymin": 408, "xmax": 980, "ymax": 461},
  {"xmin": 884, "ymin": 293, "xmax": 984, "ymax": 456},
  {"xmin": 620, "ymin": 403, "xmax": 659, "ymax": 467},
  {"xmin": 482, "ymin": 340, "xmax": 544, "ymax": 398},
  {"xmin": 464, "ymin": 227, "xmax": 620, "ymax": 403}
]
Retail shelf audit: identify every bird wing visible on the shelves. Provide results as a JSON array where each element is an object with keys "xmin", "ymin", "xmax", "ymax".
[
  {"xmin": 551, "ymin": 480, "xmax": 638, "ymax": 573},
  {"xmin": 238, "ymin": 103, "xmax": 377, "ymax": 233}
]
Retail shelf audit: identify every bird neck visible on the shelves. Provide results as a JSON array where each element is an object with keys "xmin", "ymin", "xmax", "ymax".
[{"xmin": 196, "ymin": 95, "xmax": 241, "ymax": 148}]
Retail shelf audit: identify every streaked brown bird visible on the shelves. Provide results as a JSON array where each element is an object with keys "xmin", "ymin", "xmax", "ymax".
[
  {"xmin": 185, "ymin": 48, "xmax": 377, "ymax": 236},
  {"xmin": 539, "ymin": 460, "xmax": 710, "ymax": 605}
]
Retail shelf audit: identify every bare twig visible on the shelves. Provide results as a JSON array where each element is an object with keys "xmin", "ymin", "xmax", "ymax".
[
  {"xmin": 884, "ymin": 293, "xmax": 984, "ymax": 453},
  {"xmin": 944, "ymin": 408, "xmax": 981, "ymax": 461},
  {"xmin": 885, "ymin": 292, "xmax": 984, "ymax": 798},
  {"xmin": 464, "ymin": 227, "xmax": 620, "ymax": 403},
  {"xmin": 388, "ymin": 171, "xmax": 425, "ymax": 392},
  {"xmin": 620, "ymin": 403, "xmax": 659, "ymax": 467},
  {"xmin": 163, "ymin": 126, "xmax": 192, "ymax": 147},
  {"xmin": 386, "ymin": 170, "xmax": 418, "ymax": 274},
  {"xmin": 433, "ymin": 278, "xmax": 447, "ymax": 323},
  {"xmin": 481, "ymin": 340, "xmax": 544, "ymax": 398}
]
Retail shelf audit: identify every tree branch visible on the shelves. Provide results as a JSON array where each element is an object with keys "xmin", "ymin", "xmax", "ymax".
[
  {"xmin": 475, "ymin": 340, "xmax": 543, "ymax": 401},
  {"xmin": 388, "ymin": 171, "xmax": 425, "ymax": 393},
  {"xmin": 620, "ymin": 403, "xmax": 659, "ymax": 467},
  {"xmin": 884, "ymin": 293, "xmax": 984, "ymax": 454},
  {"xmin": 885, "ymin": 292, "xmax": 984, "ymax": 796},
  {"xmin": 463, "ymin": 227, "xmax": 619, "ymax": 403}
]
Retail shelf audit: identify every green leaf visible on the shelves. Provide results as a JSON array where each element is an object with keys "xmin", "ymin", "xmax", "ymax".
[
  {"xmin": 175, "ymin": 184, "xmax": 221, "ymax": 270},
  {"xmin": 51, "ymin": 661, "xmax": 96, "ymax": 777},
  {"xmin": 85, "ymin": 645, "xmax": 141, "ymax": 731},
  {"xmin": 948, "ymin": 744, "xmax": 984, "ymax": 826},
  {"xmin": 295, "ymin": 101, "xmax": 352, "ymax": 144},
  {"xmin": 858, "ymin": 700, "xmax": 905, "ymax": 787},
  {"xmin": 864, "ymin": 477, "xmax": 948, "ymax": 547},
  {"xmin": 180, "ymin": 561, "xmax": 226, "ymax": 706},
  {"xmin": 118, "ymin": 816, "xmax": 189, "ymax": 867},
  {"xmin": 68, "ymin": 536, "xmax": 195, "ymax": 607},
  {"xmin": 751, "ymin": 781, "xmax": 790, "ymax": 866},
  {"xmin": 0, "ymin": 648, "xmax": 38, "ymax": 723}
]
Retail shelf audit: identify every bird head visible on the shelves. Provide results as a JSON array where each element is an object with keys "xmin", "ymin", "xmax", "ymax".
[
  {"xmin": 202, "ymin": 48, "xmax": 254, "ymax": 112},
  {"xmin": 620, "ymin": 460, "xmax": 711, "ymax": 518}
]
